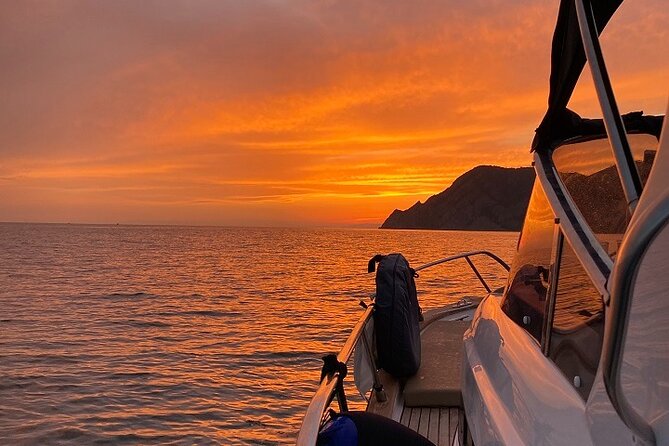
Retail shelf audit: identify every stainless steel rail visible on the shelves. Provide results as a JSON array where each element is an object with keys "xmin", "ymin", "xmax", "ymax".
[
  {"xmin": 575, "ymin": 0, "xmax": 655, "ymax": 443},
  {"xmin": 296, "ymin": 304, "xmax": 374, "ymax": 446},
  {"xmin": 297, "ymin": 250, "xmax": 509, "ymax": 445},
  {"xmin": 575, "ymin": 0, "xmax": 642, "ymax": 214},
  {"xmin": 414, "ymin": 250, "xmax": 510, "ymax": 294},
  {"xmin": 541, "ymin": 223, "xmax": 564, "ymax": 354}
]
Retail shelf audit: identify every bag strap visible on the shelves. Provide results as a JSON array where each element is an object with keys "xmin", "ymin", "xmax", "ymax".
[{"xmin": 367, "ymin": 254, "xmax": 385, "ymax": 273}]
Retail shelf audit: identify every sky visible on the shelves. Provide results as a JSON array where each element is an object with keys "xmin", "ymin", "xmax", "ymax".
[{"xmin": 1, "ymin": 0, "xmax": 667, "ymax": 227}]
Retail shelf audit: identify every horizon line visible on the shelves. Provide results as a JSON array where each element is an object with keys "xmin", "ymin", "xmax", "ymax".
[{"xmin": 0, "ymin": 220, "xmax": 522, "ymax": 233}]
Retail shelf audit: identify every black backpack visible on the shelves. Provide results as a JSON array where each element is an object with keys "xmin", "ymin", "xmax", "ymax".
[{"xmin": 368, "ymin": 253, "xmax": 422, "ymax": 378}]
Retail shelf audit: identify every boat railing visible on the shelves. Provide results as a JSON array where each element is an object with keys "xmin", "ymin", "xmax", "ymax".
[
  {"xmin": 414, "ymin": 250, "xmax": 510, "ymax": 293},
  {"xmin": 296, "ymin": 250, "xmax": 510, "ymax": 446},
  {"xmin": 296, "ymin": 302, "xmax": 374, "ymax": 446}
]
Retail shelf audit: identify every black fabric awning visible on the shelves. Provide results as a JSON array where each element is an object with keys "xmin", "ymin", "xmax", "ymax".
[
  {"xmin": 536, "ymin": 109, "xmax": 664, "ymax": 147},
  {"xmin": 533, "ymin": 0, "xmax": 624, "ymax": 150}
]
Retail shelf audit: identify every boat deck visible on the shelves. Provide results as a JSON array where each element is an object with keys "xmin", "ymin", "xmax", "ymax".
[
  {"xmin": 399, "ymin": 406, "xmax": 464, "ymax": 446},
  {"xmin": 366, "ymin": 311, "xmax": 475, "ymax": 446}
]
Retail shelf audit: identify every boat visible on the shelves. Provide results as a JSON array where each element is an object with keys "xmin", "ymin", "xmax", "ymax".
[{"xmin": 297, "ymin": 0, "xmax": 668, "ymax": 444}]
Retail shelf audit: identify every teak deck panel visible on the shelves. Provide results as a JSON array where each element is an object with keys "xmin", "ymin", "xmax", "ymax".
[{"xmin": 399, "ymin": 406, "xmax": 464, "ymax": 446}]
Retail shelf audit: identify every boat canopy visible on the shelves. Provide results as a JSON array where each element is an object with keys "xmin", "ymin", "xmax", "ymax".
[
  {"xmin": 535, "ymin": 110, "xmax": 663, "ymax": 151},
  {"xmin": 532, "ymin": 0, "xmax": 662, "ymax": 150}
]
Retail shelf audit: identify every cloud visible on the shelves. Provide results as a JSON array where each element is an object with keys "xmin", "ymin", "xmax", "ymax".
[{"xmin": 0, "ymin": 0, "xmax": 666, "ymax": 225}]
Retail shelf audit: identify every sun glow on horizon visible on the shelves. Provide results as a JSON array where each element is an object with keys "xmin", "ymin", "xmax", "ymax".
[{"xmin": 0, "ymin": 1, "xmax": 666, "ymax": 226}]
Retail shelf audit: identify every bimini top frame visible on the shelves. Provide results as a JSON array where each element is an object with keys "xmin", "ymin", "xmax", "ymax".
[
  {"xmin": 574, "ymin": 0, "xmax": 657, "ymax": 443},
  {"xmin": 531, "ymin": 0, "xmax": 662, "ymax": 443}
]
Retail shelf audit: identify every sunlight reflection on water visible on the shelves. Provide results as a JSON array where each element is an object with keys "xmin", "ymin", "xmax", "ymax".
[{"xmin": 0, "ymin": 224, "xmax": 517, "ymax": 445}]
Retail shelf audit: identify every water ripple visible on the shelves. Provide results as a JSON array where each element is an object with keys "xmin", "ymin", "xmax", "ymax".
[{"xmin": 0, "ymin": 223, "xmax": 517, "ymax": 444}]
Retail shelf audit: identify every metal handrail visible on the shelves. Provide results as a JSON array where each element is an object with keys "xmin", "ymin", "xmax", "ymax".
[
  {"xmin": 575, "ymin": 0, "xmax": 642, "ymax": 215},
  {"xmin": 414, "ymin": 250, "xmax": 510, "ymax": 294},
  {"xmin": 297, "ymin": 250, "xmax": 510, "ymax": 445},
  {"xmin": 296, "ymin": 304, "xmax": 374, "ymax": 446},
  {"xmin": 575, "ymin": 0, "xmax": 655, "ymax": 443}
]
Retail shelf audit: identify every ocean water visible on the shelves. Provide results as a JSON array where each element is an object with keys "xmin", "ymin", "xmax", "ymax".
[{"xmin": 0, "ymin": 224, "xmax": 517, "ymax": 445}]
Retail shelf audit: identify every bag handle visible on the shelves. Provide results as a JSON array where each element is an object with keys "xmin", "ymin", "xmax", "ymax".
[{"xmin": 367, "ymin": 254, "xmax": 385, "ymax": 273}]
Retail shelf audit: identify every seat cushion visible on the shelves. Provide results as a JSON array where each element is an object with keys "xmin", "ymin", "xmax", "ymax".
[{"xmin": 403, "ymin": 320, "xmax": 470, "ymax": 407}]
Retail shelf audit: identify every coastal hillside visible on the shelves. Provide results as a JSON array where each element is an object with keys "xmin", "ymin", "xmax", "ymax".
[{"xmin": 380, "ymin": 165, "xmax": 534, "ymax": 231}]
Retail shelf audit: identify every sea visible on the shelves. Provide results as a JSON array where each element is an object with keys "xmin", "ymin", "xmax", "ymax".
[{"xmin": 0, "ymin": 223, "xmax": 518, "ymax": 445}]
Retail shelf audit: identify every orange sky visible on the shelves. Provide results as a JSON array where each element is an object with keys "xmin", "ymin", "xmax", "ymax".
[{"xmin": 1, "ymin": 0, "xmax": 667, "ymax": 226}]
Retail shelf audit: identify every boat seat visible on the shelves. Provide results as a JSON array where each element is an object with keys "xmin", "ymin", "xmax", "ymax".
[{"xmin": 403, "ymin": 320, "xmax": 470, "ymax": 408}]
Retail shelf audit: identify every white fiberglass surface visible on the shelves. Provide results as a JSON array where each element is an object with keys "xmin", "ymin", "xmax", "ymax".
[
  {"xmin": 463, "ymin": 296, "xmax": 592, "ymax": 446},
  {"xmin": 617, "ymin": 101, "xmax": 669, "ymax": 439},
  {"xmin": 621, "ymin": 222, "xmax": 669, "ymax": 434}
]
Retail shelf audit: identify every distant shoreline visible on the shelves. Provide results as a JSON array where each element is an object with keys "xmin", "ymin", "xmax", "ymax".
[
  {"xmin": 0, "ymin": 221, "xmax": 520, "ymax": 233},
  {"xmin": 380, "ymin": 165, "xmax": 534, "ymax": 231}
]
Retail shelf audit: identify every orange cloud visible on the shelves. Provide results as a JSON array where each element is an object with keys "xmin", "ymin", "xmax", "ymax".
[{"xmin": 0, "ymin": 0, "xmax": 666, "ymax": 226}]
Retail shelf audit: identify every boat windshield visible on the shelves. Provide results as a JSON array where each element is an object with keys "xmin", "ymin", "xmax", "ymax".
[
  {"xmin": 501, "ymin": 181, "xmax": 553, "ymax": 343},
  {"xmin": 552, "ymin": 133, "xmax": 659, "ymax": 258}
]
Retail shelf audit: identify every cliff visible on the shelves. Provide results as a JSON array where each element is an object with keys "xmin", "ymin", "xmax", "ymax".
[{"xmin": 380, "ymin": 165, "xmax": 534, "ymax": 231}]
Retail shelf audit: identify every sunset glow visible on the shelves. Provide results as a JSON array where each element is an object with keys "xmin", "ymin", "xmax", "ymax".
[{"xmin": 1, "ymin": 1, "xmax": 667, "ymax": 226}]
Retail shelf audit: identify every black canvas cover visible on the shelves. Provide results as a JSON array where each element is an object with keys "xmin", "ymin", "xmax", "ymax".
[
  {"xmin": 534, "ymin": 0, "xmax": 624, "ymax": 150},
  {"xmin": 368, "ymin": 253, "xmax": 421, "ymax": 378},
  {"xmin": 533, "ymin": 109, "xmax": 664, "ymax": 151}
]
